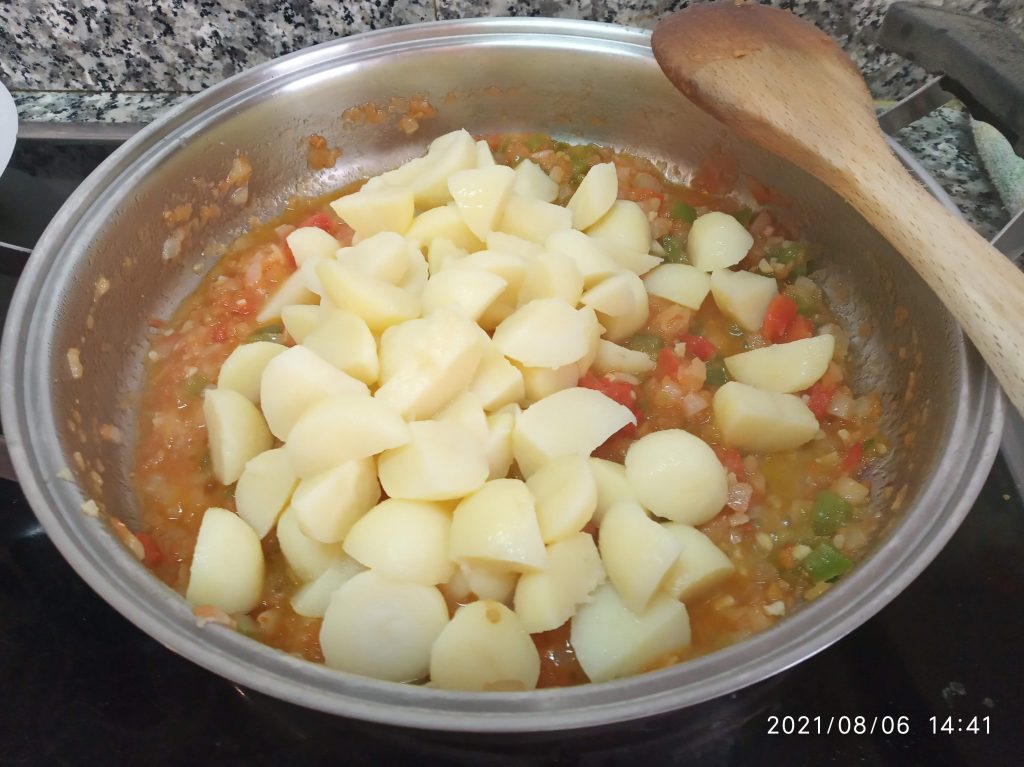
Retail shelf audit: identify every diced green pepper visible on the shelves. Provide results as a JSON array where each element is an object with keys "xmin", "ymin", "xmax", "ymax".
[
  {"xmin": 526, "ymin": 133, "xmax": 548, "ymax": 151},
  {"xmin": 670, "ymin": 201, "xmax": 697, "ymax": 224},
  {"xmin": 770, "ymin": 242, "xmax": 805, "ymax": 264},
  {"xmin": 802, "ymin": 542, "xmax": 853, "ymax": 582},
  {"xmin": 625, "ymin": 333, "xmax": 665, "ymax": 361},
  {"xmin": 733, "ymin": 206, "xmax": 754, "ymax": 227},
  {"xmin": 184, "ymin": 372, "xmax": 209, "ymax": 397},
  {"xmin": 660, "ymin": 234, "xmax": 687, "ymax": 264},
  {"xmin": 247, "ymin": 323, "xmax": 284, "ymax": 343},
  {"xmin": 811, "ymin": 490, "xmax": 853, "ymax": 535},
  {"xmin": 704, "ymin": 359, "xmax": 730, "ymax": 387}
]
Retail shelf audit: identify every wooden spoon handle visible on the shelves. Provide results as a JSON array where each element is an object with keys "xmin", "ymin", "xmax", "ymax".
[{"xmin": 843, "ymin": 152, "xmax": 1024, "ymax": 414}]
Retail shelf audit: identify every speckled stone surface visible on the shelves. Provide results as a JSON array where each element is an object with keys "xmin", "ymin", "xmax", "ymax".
[
  {"xmin": 12, "ymin": 91, "xmax": 190, "ymax": 124},
  {"xmin": 2, "ymin": 1, "xmax": 1022, "ymax": 97},
  {"xmin": 0, "ymin": 0, "xmax": 433, "ymax": 92},
  {"xmin": 895, "ymin": 107, "xmax": 1008, "ymax": 238}
]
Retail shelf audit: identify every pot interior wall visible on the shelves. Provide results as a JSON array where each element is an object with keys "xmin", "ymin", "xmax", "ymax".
[{"xmin": 49, "ymin": 35, "xmax": 954, "ymax": 590}]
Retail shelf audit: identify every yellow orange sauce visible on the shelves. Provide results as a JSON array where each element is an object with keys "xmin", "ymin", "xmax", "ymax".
[{"xmin": 133, "ymin": 133, "xmax": 886, "ymax": 684}]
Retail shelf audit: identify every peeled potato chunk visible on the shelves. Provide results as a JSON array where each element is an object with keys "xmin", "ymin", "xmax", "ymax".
[
  {"xmin": 570, "ymin": 583, "xmax": 691, "ymax": 684},
  {"xmin": 599, "ymin": 502, "xmax": 681, "ymax": 614},
  {"xmin": 483, "ymin": 408, "xmax": 516, "ymax": 479},
  {"xmin": 476, "ymin": 139, "xmax": 496, "ymax": 167},
  {"xmin": 624, "ymin": 429, "xmax": 728, "ymax": 525},
  {"xmin": 446, "ymin": 561, "xmax": 519, "ymax": 605},
  {"xmin": 377, "ymin": 420, "xmax": 489, "ymax": 502},
  {"xmin": 436, "ymin": 391, "xmax": 489, "ymax": 449},
  {"xmin": 589, "ymin": 457, "xmax": 637, "ymax": 526},
  {"xmin": 335, "ymin": 230, "xmax": 409, "ymax": 285},
  {"xmin": 286, "ymin": 226, "xmax": 340, "ymax": 266},
  {"xmin": 290, "ymin": 556, "xmax": 366, "ymax": 618},
  {"xmin": 448, "ymin": 165, "xmax": 516, "ymax": 240},
  {"xmin": 281, "ymin": 304, "xmax": 321, "ymax": 343},
  {"xmin": 470, "ymin": 344, "xmax": 526, "ymax": 412},
  {"xmin": 291, "ymin": 457, "xmax": 381, "ymax": 543},
  {"xmin": 514, "ymin": 532, "xmax": 606, "ymax": 634},
  {"xmin": 449, "ymin": 250, "xmax": 527, "ymax": 313},
  {"xmin": 320, "ymin": 571, "xmax": 449, "ymax": 682},
  {"xmin": 344, "ymin": 499, "xmax": 455, "ymax": 586},
  {"xmin": 487, "ymin": 230, "xmax": 543, "ymax": 259},
  {"xmin": 545, "ymin": 229, "xmax": 620, "ymax": 288},
  {"xmin": 568, "ymin": 162, "xmax": 618, "ymax": 230},
  {"xmin": 400, "ymin": 128, "xmax": 480, "ymax": 208},
  {"xmin": 235, "ymin": 448, "xmax": 297, "ymax": 538},
  {"xmin": 513, "ymin": 387, "xmax": 636, "ymax": 477},
  {"xmin": 660, "ymin": 523, "xmax": 736, "ymax": 603},
  {"xmin": 421, "ymin": 268, "xmax": 507, "ymax": 322},
  {"xmin": 317, "ymin": 260, "xmax": 420, "ymax": 333},
  {"xmin": 519, "ymin": 363, "xmax": 579, "ymax": 403},
  {"xmin": 713, "ymin": 381, "xmax": 819, "ymax": 452},
  {"xmin": 526, "ymin": 454, "xmax": 598, "ymax": 544},
  {"xmin": 276, "ymin": 506, "xmax": 345, "ymax": 582},
  {"xmin": 426, "ymin": 237, "xmax": 467, "ymax": 274},
  {"xmin": 581, "ymin": 270, "xmax": 641, "ymax": 316},
  {"xmin": 724, "ymin": 335, "xmax": 835, "ymax": 393},
  {"xmin": 256, "ymin": 269, "xmax": 319, "ymax": 323},
  {"xmin": 643, "ymin": 263, "xmax": 712, "ymax": 311},
  {"xmin": 330, "ymin": 186, "xmax": 414, "ymax": 239},
  {"xmin": 709, "ymin": 268, "xmax": 778, "ymax": 332},
  {"xmin": 406, "ymin": 205, "xmax": 485, "ymax": 253},
  {"xmin": 592, "ymin": 339, "xmax": 656, "ymax": 377},
  {"xmin": 186, "ymin": 507, "xmax": 265, "ymax": 614},
  {"xmin": 492, "ymin": 298, "xmax": 590, "ymax": 369},
  {"xmin": 302, "ymin": 309, "xmax": 379, "ymax": 385},
  {"xmin": 429, "ymin": 601, "xmax": 540, "ymax": 692},
  {"xmin": 592, "ymin": 271, "xmax": 650, "ymax": 342},
  {"xmin": 584, "ymin": 200, "xmax": 652, "ymax": 268},
  {"xmin": 203, "ymin": 388, "xmax": 273, "ymax": 486},
  {"xmin": 375, "ymin": 311, "xmax": 486, "ymax": 420},
  {"xmin": 499, "ymin": 195, "xmax": 572, "ymax": 243},
  {"xmin": 286, "ymin": 394, "xmax": 408, "ymax": 478},
  {"xmin": 450, "ymin": 479, "xmax": 547, "ymax": 572},
  {"xmin": 687, "ymin": 211, "xmax": 754, "ymax": 272},
  {"xmin": 217, "ymin": 341, "xmax": 285, "ymax": 404},
  {"xmin": 513, "ymin": 159, "xmax": 558, "ymax": 203},
  {"xmin": 260, "ymin": 345, "xmax": 369, "ymax": 440},
  {"xmin": 518, "ymin": 251, "xmax": 584, "ymax": 307}
]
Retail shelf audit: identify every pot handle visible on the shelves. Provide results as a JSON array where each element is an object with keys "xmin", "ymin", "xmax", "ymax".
[{"xmin": 0, "ymin": 436, "xmax": 16, "ymax": 483}]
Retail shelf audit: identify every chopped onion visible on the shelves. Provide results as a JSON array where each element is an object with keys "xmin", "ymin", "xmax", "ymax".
[
  {"xmin": 827, "ymin": 388, "xmax": 853, "ymax": 419},
  {"xmin": 832, "ymin": 475, "xmax": 870, "ymax": 505},
  {"xmin": 727, "ymin": 481, "xmax": 753, "ymax": 513}
]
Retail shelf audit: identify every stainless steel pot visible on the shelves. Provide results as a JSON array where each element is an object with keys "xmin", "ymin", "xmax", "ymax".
[{"xmin": 0, "ymin": 19, "xmax": 1003, "ymax": 732}]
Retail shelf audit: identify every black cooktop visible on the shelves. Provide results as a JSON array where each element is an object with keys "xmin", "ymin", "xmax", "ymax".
[{"xmin": 1, "ymin": 141, "xmax": 1021, "ymax": 767}]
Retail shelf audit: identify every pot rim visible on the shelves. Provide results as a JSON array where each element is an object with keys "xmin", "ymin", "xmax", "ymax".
[{"xmin": 0, "ymin": 18, "xmax": 1005, "ymax": 732}]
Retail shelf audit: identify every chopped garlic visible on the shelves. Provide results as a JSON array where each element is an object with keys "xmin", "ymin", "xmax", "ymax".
[
  {"xmin": 80, "ymin": 499, "xmax": 100, "ymax": 517},
  {"xmin": 763, "ymin": 601, "xmax": 786, "ymax": 617}
]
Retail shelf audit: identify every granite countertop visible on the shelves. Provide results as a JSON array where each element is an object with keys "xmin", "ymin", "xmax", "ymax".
[{"xmin": 3, "ymin": 0, "xmax": 1021, "ymax": 238}]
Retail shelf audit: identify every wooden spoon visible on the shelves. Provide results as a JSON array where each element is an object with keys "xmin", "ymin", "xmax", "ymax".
[{"xmin": 653, "ymin": 1, "xmax": 1024, "ymax": 416}]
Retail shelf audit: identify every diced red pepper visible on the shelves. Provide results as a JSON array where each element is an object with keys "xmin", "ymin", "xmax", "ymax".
[
  {"xmin": 841, "ymin": 442, "xmax": 863, "ymax": 473},
  {"xmin": 806, "ymin": 380, "xmax": 836, "ymax": 420},
  {"xmin": 300, "ymin": 212, "xmax": 336, "ymax": 233},
  {"xmin": 655, "ymin": 347, "xmax": 682, "ymax": 378},
  {"xmin": 782, "ymin": 315, "xmax": 814, "ymax": 343},
  {"xmin": 714, "ymin": 446, "xmax": 745, "ymax": 477},
  {"xmin": 761, "ymin": 295, "xmax": 799, "ymax": 343},
  {"xmin": 136, "ymin": 532, "xmax": 164, "ymax": 568},
  {"xmin": 579, "ymin": 374, "xmax": 642, "ymax": 440},
  {"xmin": 678, "ymin": 334, "xmax": 717, "ymax": 362}
]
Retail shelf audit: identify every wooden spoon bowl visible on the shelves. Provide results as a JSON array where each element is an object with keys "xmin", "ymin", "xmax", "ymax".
[{"xmin": 653, "ymin": 1, "xmax": 1024, "ymax": 416}]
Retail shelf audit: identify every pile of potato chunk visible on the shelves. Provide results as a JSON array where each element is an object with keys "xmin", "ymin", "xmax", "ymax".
[{"xmin": 186, "ymin": 129, "xmax": 834, "ymax": 690}]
